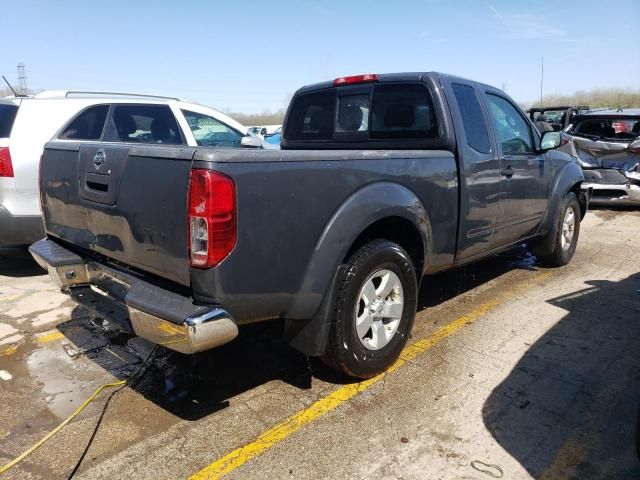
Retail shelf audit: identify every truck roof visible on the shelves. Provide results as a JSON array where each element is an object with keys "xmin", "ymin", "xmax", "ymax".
[{"xmin": 296, "ymin": 72, "xmax": 497, "ymax": 94}]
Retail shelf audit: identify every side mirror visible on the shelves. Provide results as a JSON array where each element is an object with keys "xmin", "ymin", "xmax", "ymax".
[
  {"xmin": 540, "ymin": 131, "xmax": 562, "ymax": 151},
  {"xmin": 241, "ymin": 135, "xmax": 263, "ymax": 148}
]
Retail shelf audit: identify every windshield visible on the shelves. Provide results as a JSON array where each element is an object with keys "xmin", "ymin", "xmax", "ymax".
[
  {"xmin": 570, "ymin": 117, "xmax": 640, "ymax": 141},
  {"xmin": 0, "ymin": 104, "xmax": 18, "ymax": 138}
]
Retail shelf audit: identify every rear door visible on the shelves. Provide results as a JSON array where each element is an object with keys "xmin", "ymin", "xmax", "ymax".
[
  {"xmin": 442, "ymin": 80, "xmax": 500, "ymax": 259},
  {"xmin": 42, "ymin": 103, "xmax": 195, "ymax": 286},
  {"xmin": 483, "ymin": 92, "xmax": 548, "ymax": 247}
]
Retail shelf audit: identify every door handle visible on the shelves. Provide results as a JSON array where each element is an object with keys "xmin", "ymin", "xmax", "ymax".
[{"xmin": 501, "ymin": 165, "xmax": 515, "ymax": 177}]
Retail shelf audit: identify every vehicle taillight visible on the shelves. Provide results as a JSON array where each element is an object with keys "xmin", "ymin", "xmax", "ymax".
[
  {"xmin": 630, "ymin": 146, "xmax": 640, "ymax": 156},
  {"xmin": 0, "ymin": 147, "xmax": 14, "ymax": 177},
  {"xmin": 333, "ymin": 74, "xmax": 379, "ymax": 86},
  {"xmin": 188, "ymin": 169, "xmax": 236, "ymax": 268}
]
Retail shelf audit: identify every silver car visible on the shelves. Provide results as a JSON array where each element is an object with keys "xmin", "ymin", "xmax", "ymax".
[{"xmin": 560, "ymin": 109, "xmax": 640, "ymax": 205}]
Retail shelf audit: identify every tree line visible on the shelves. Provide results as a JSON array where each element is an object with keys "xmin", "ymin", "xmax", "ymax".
[{"xmin": 524, "ymin": 87, "xmax": 640, "ymax": 110}]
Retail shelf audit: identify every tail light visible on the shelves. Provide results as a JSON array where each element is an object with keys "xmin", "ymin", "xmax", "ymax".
[
  {"xmin": 333, "ymin": 74, "xmax": 379, "ymax": 86},
  {"xmin": 188, "ymin": 169, "xmax": 236, "ymax": 268},
  {"xmin": 630, "ymin": 145, "xmax": 640, "ymax": 156},
  {"xmin": 0, "ymin": 147, "xmax": 14, "ymax": 177}
]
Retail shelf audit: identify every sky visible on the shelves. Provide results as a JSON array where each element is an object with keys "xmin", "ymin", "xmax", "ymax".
[{"xmin": 1, "ymin": 0, "xmax": 639, "ymax": 114}]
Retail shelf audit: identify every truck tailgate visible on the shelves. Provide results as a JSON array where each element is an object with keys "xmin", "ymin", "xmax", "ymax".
[{"xmin": 41, "ymin": 143, "xmax": 195, "ymax": 286}]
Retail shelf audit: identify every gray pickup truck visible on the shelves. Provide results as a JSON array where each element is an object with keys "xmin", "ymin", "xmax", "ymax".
[{"xmin": 31, "ymin": 72, "xmax": 587, "ymax": 378}]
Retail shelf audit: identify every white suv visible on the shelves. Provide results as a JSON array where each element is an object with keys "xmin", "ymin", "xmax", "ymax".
[{"xmin": 0, "ymin": 91, "xmax": 252, "ymax": 245}]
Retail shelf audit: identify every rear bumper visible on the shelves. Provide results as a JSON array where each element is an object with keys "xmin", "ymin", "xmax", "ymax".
[
  {"xmin": 0, "ymin": 206, "xmax": 44, "ymax": 245},
  {"xmin": 29, "ymin": 238, "xmax": 238, "ymax": 354}
]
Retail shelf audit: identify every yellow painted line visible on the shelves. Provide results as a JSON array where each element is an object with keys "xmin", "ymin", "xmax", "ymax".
[
  {"xmin": 35, "ymin": 331, "xmax": 64, "ymax": 344},
  {"xmin": 0, "ymin": 345, "xmax": 18, "ymax": 356},
  {"xmin": 0, "ymin": 294, "xmax": 22, "ymax": 302},
  {"xmin": 189, "ymin": 269, "xmax": 555, "ymax": 480},
  {"xmin": 189, "ymin": 299, "xmax": 502, "ymax": 480}
]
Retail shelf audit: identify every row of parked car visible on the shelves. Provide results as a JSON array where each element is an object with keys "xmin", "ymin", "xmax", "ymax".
[{"xmin": 528, "ymin": 104, "xmax": 640, "ymax": 205}]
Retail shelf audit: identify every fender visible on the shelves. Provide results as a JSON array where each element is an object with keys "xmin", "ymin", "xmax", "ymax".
[
  {"xmin": 285, "ymin": 181, "xmax": 431, "ymax": 355},
  {"xmin": 536, "ymin": 159, "xmax": 585, "ymax": 255}
]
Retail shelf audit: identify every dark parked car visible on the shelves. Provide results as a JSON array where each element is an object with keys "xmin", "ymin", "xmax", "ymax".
[
  {"xmin": 560, "ymin": 109, "xmax": 640, "ymax": 205},
  {"xmin": 31, "ymin": 72, "xmax": 587, "ymax": 378},
  {"xmin": 527, "ymin": 105, "xmax": 590, "ymax": 131}
]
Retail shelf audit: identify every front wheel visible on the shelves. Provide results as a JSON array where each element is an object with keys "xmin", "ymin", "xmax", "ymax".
[
  {"xmin": 322, "ymin": 239, "xmax": 418, "ymax": 379},
  {"xmin": 537, "ymin": 192, "xmax": 581, "ymax": 267}
]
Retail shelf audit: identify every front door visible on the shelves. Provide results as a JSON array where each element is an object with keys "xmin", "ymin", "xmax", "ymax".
[{"xmin": 484, "ymin": 92, "xmax": 547, "ymax": 248}]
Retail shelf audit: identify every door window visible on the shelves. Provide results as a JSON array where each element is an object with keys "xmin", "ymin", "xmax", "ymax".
[
  {"xmin": 182, "ymin": 110, "xmax": 244, "ymax": 147},
  {"xmin": 452, "ymin": 83, "xmax": 490, "ymax": 153},
  {"xmin": 104, "ymin": 105, "xmax": 184, "ymax": 144},
  {"xmin": 485, "ymin": 94, "xmax": 533, "ymax": 154},
  {"xmin": 59, "ymin": 105, "xmax": 109, "ymax": 140}
]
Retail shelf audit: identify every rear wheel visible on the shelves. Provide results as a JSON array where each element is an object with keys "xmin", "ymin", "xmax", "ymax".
[
  {"xmin": 537, "ymin": 192, "xmax": 581, "ymax": 267},
  {"xmin": 322, "ymin": 239, "xmax": 418, "ymax": 379}
]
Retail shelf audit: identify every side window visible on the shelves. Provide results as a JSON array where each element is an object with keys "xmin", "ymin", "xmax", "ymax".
[
  {"xmin": 0, "ymin": 104, "xmax": 18, "ymax": 138},
  {"xmin": 286, "ymin": 92, "xmax": 335, "ymax": 141},
  {"xmin": 59, "ymin": 105, "xmax": 109, "ymax": 140},
  {"xmin": 370, "ymin": 84, "xmax": 437, "ymax": 139},
  {"xmin": 485, "ymin": 94, "xmax": 533, "ymax": 154},
  {"xmin": 104, "ymin": 105, "xmax": 184, "ymax": 144},
  {"xmin": 452, "ymin": 83, "xmax": 490, "ymax": 153},
  {"xmin": 182, "ymin": 110, "xmax": 243, "ymax": 147}
]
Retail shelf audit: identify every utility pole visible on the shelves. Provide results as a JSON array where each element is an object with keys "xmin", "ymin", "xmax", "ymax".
[
  {"xmin": 17, "ymin": 63, "xmax": 27, "ymax": 95},
  {"xmin": 539, "ymin": 57, "xmax": 544, "ymax": 108}
]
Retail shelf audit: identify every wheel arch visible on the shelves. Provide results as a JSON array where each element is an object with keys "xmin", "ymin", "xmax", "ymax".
[
  {"xmin": 540, "ymin": 161, "xmax": 586, "ymax": 236},
  {"xmin": 535, "ymin": 161, "xmax": 585, "ymax": 257},
  {"xmin": 284, "ymin": 182, "xmax": 430, "ymax": 355}
]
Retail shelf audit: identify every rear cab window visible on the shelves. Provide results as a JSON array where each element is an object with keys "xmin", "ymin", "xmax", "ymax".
[
  {"xmin": 0, "ymin": 103, "xmax": 19, "ymax": 138},
  {"xmin": 104, "ymin": 105, "xmax": 184, "ymax": 144},
  {"xmin": 59, "ymin": 105, "xmax": 109, "ymax": 140},
  {"xmin": 284, "ymin": 81, "xmax": 441, "ymax": 147}
]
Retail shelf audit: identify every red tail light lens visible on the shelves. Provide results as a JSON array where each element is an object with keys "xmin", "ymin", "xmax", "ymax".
[
  {"xmin": 188, "ymin": 169, "xmax": 236, "ymax": 268},
  {"xmin": 630, "ymin": 145, "xmax": 640, "ymax": 156},
  {"xmin": 0, "ymin": 147, "xmax": 14, "ymax": 177},
  {"xmin": 333, "ymin": 74, "xmax": 379, "ymax": 86}
]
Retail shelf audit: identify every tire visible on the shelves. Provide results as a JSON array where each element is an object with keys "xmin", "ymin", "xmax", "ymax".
[
  {"xmin": 537, "ymin": 192, "xmax": 581, "ymax": 267},
  {"xmin": 322, "ymin": 239, "xmax": 418, "ymax": 379}
]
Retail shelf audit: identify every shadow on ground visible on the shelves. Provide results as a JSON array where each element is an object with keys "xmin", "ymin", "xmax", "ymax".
[
  {"xmin": 47, "ymin": 246, "xmax": 540, "ymax": 421},
  {"xmin": 483, "ymin": 273, "xmax": 640, "ymax": 479},
  {"xmin": 0, "ymin": 246, "xmax": 45, "ymax": 277}
]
